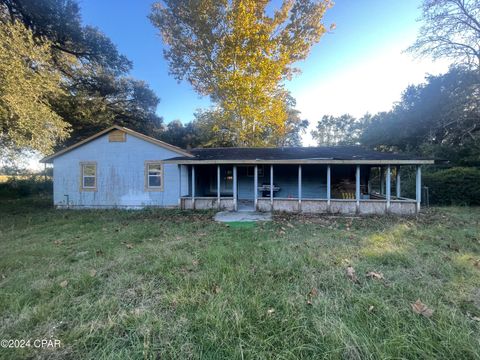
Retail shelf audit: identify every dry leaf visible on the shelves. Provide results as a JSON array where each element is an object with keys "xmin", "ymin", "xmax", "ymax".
[
  {"xmin": 411, "ymin": 299, "xmax": 434, "ymax": 318},
  {"xmin": 126, "ymin": 243, "xmax": 134, "ymax": 249},
  {"xmin": 53, "ymin": 240, "xmax": 62, "ymax": 245},
  {"xmin": 212, "ymin": 285, "xmax": 221, "ymax": 294},
  {"xmin": 267, "ymin": 308, "xmax": 275, "ymax": 315},
  {"xmin": 60, "ymin": 280, "xmax": 68, "ymax": 288},
  {"xmin": 473, "ymin": 259, "xmax": 480, "ymax": 268},
  {"xmin": 368, "ymin": 305, "xmax": 374, "ymax": 312},
  {"xmin": 306, "ymin": 299, "xmax": 313, "ymax": 306},
  {"xmin": 366, "ymin": 271, "xmax": 384, "ymax": 280},
  {"xmin": 286, "ymin": 223, "xmax": 294, "ymax": 228},
  {"xmin": 89, "ymin": 269, "xmax": 97, "ymax": 277},
  {"xmin": 346, "ymin": 266, "xmax": 359, "ymax": 283},
  {"xmin": 96, "ymin": 249, "xmax": 104, "ymax": 257},
  {"xmin": 309, "ymin": 287, "xmax": 318, "ymax": 297},
  {"xmin": 192, "ymin": 259, "xmax": 199, "ymax": 266},
  {"xmin": 472, "ymin": 316, "xmax": 480, "ymax": 322}
]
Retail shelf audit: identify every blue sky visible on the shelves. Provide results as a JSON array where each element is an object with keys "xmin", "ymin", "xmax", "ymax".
[{"xmin": 79, "ymin": 0, "xmax": 450, "ymax": 144}]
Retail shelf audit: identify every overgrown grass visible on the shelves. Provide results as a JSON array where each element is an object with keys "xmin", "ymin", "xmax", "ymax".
[{"xmin": 0, "ymin": 197, "xmax": 479, "ymax": 359}]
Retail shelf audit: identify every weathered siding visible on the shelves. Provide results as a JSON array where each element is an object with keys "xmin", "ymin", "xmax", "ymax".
[{"xmin": 53, "ymin": 133, "xmax": 183, "ymax": 208}]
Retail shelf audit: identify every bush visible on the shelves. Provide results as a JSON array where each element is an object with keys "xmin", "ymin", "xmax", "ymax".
[
  {"xmin": 423, "ymin": 167, "xmax": 480, "ymax": 206},
  {"xmin": 0, "ymin": 176, "xmax": 52, "ymax": 198}
]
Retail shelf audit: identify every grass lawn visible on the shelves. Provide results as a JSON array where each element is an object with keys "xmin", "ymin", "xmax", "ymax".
[{"xmin": 0, "ymin": 197, "xmax": 479, "ymax": 359}]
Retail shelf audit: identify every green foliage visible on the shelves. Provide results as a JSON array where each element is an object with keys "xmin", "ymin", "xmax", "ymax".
[
  {"xmin": 1, "ymin": 201, "xmax": 479, "ymax": 358},
  {"xmin": 0, "ymin": 17, "xmax": 70, "ymax": 154},
  {"xmin": 311, "ymin": 114, "xmax": 362, "ymax": 146},
  {"xmin": 150, "ymin": 0, "xmax": 331, "ymax": 146},
  {"xmin": 1, "ymin": 0, "xmax": 163, "ymax": 153},
  {"xmin": 423, "ymin": 167, "xmax": 480, "ymax": 206},
  {"xmin": 0, "ymin": 176, "xmax": 52, "ymax": 198}
]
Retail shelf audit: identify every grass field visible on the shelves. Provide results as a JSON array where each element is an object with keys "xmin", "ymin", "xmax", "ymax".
[{"xmin": 0, "ymin": 197, "xmax": 479, "ymax": 359}]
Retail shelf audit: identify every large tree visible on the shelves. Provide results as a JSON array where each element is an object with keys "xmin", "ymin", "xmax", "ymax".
[
  {"xmin": 311, "ymin": 114, "xmax": 362, "ymax": 146},
  {"xmin": 407, "ymin": 0, "xmax": 480, "ymax": 69},
  {"xmin": 150, "ymin": 0, "xmax": 332, "ymax": 147},
  {"xmin": 0, "ymin": 16, "xmax": 69, "ymax": 154},
  {"xmin": 1, "ymin": 0, "xmax": 163, "ymax": 150},
  {"xmin": 360, "ymin": 67, "xmax": 480, "ymax": 166}
]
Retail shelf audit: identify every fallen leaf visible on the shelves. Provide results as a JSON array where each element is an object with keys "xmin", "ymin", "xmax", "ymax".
[
  {"xmin": 309, "ymin": 287, "xmax": 318, "ymax": 297},
  {"xmin": 126, "ymin": 243, "xmax": 134, "ymax": 249},
  {"xmin": 306, "ymin": 299, "xmax": 313, "ymax": 306},
  {"xmin": 473, "ymin": 259, "xmax": 480, "ymax": 269},
  {"xmin": 411, "ymin": 299, "xmax": 434, "ymax": 318},
  {"xmin": 267, "ymin": 308, "xmax": 275, "ymax": 315},
  {"xmin": 175, "ymin": 236, "xmax": 182, "ymax": 240},
  {"xmin": 212, "ymin": 285, "xmax": 221, "ymax": 294},
  {"xmin": 53, "ymin": 240, "xmax": 63, "ymax": 245},
  {"xmin": 192, "ymin": 259, "xmax": 199, "ymax": 266},
  {"xmin": 95, "ymin": 249, "xmax": 104, "ymax": 257},
  {"xmin": 368, "ymin": 305, "xmax": 374, "ymax": 312},
  {"xmin": 60, "ymin": 280, "xmax": 68, "ymax": 288},
  {"xmin": 366, "ymin": 271, "xmax": 384, "ymax": 280},
  {"xmin": 286, "ymin": 223, "xmax": 294, "ymax": 228},
  {"xmin": 89, "ymin": 269, "xmax": 97, "ymax": 277},
  {"xmin": 346, "ymin": 266, "xmax": 359, "ymax": 283},
  {"xmin": 472, "ymin": 316, "xmax": 480, "ymax": 322}
]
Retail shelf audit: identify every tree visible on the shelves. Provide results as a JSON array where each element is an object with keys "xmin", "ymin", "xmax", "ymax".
[
  {"xmin": 0, "ymin": 17, "xmax": 69, "ymax": 154},
  {"xmin": 1, "ymin": 0, "xmax": 163, "ymax": 151},
  {"xmin": 360, "ymin": 67, "xmax": 480, "ymax": 166},
  {"xmin": 311, "ymin": 114, "xmax": 362, "ymax": 146},
  {"xmin": 407, "ymin": 0, "xmax": 480, "ymax": 69},
  {"xmin": 150, "ymin": 0, "xmax": 332, "ymax": 146}
]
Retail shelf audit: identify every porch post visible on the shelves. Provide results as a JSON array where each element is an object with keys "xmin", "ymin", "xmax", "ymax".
[
  {"xmin": 356, "ymin": 165, "xmax": 360, "ymax": 213},
  {"xmin": 254, "ymin": 165, "xmax": 258, "ymax": 211},
  {"xmin": 380, "ymin": 167, "xmax": 385, "ymax": 195},
  {"xmin": 178, "ymin": 165, "xmax": 182, "ymax": 208},
  {"xmin": 298, "ymin": 164, "xmax": 302, "ymax": 212},
  {"xmin": 386, "ymin": 165, "xmax": 391, "ymax": 211},
  {"xmin": 233, "ymin": 165, "xmax": 238, "ymax": 211},
  {"xmin": 396, "ymin": 166, "xmax": 401, "ymax": 198},
  {"xmin": 191, "ymin": 165, "xmax": 196, "ymax": 210},
  {"xmin": 217, "ymin": 165, "xmax": 221, "ymax": 209},
  {"xmin": 270, "ymin": 165, "xmax": 274, "ymax": 209},
  {"xmin": 416, "ymin": 165, "xmax": 422, "ymax": 213},
  {"xmin": 327, "ymin": 165, "xmax": 331, "ymax": 211}
]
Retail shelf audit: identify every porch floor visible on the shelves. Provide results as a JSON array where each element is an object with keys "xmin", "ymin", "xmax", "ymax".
[{"xmin": 214, "ymin": 211, "xmax": 272, "ymax": 223}]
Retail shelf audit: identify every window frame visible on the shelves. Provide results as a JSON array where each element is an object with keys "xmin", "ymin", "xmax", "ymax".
[
  {"xmin": 80, "ymin": 162, "xmax": 97, "ymax": 192},
  {"xmin": 145, "ymin": 161, "xmax": 164, "ymax": 191}
]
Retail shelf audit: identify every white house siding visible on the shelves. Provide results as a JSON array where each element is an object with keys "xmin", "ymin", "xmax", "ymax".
[{"xmin": 52, "ymin": 133, "xmax": 183, "ymax": 208}]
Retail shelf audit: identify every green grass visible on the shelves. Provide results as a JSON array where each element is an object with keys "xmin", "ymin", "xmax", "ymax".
[{"xmin": 0, "ymin": 197, "xmax": 479, "ymax": 359}]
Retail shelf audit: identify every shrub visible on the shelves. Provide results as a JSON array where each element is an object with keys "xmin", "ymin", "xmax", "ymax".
[
  {"xmin": 423, "ymin": 167, "xmax": 480, "ymax": 206},
  {"xmin": 0, "ymin": 176, "xmax": 52, "ymax": 198}
]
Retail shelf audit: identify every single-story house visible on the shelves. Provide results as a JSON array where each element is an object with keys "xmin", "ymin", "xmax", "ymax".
[{"xmin": 41, "ymin": 125, "xmax": 434, "ymax": 215}]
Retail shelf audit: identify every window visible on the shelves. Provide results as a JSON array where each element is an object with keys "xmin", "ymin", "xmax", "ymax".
[
  {"xmin": 80, "ymin": 162, "xmax": 97, "ymax": 191},
  {"xmin": 108, "ymin": 130, "xmax": 126, "ymax": 142},
  {"xmin": 145, "ymin": 161, "xmax": 163, "ymax": 191}
]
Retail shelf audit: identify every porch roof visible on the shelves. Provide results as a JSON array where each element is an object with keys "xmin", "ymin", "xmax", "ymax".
[{"xmin": 163, "ymin": 146, "xmax": 434, "ymax": 165}]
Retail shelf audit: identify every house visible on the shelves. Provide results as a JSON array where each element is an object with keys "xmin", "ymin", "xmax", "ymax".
[{"xmin": 41, "ymin": 125, "xmax": 434, "ymax": 215}]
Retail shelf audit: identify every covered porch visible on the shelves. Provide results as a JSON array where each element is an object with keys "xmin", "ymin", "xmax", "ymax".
[{"xmin": 176, "ymin": 162, "xmax": 424, "ymax": 215}]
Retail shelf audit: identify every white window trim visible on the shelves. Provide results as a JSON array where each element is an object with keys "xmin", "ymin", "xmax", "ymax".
[
  {"xmin": 80, "ymin": 162, "xmax": 97, "ymax": 192},
  {"xmin": 145, "ymin": 161, "xmax": 164, "ymax": 191}
]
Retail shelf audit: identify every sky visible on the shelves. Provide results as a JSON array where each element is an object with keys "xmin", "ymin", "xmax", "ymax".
[{"xmin": 79, "ymin": 0, "xmax": 451, "ymax": 145}]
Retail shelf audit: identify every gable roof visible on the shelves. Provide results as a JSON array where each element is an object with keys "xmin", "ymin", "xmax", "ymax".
[
  {"xmin": 164, "ymin": 146, "xmax": 434, "ymax": 165},
  {"xmin": 40, "ymin": 125, "xmax": 193, "ymax": 163}
]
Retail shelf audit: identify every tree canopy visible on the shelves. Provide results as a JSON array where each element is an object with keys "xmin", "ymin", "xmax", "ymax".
[
  {"xmin": 407, "ymin": 0, "xmax": 480, "ymax": 69},
  {"xmin": 150, "ymin": 0, "xmax": 332, "ymax": 147},
  {"xmin": 1, "ymin": 0, "xmax": 163, "ymax": 152}
]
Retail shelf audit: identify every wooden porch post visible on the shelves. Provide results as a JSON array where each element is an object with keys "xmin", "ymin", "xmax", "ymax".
[
  {"xmin": 396, "ymin": 166, "xmax": 401, "ymax": 198},
  {"xmin": 416, "ymin": 165, "xmax": 421, "ymax": 213},
  {"xmin": 386, "ymin": 165, "xmax": 391, "ymax": 211},
  {"xmin": 178, "ymin": 165, "xmax": 182, "ymax": 209},
  {"xmin": 254, "ymin": 165, "xmax": 258, "ymax": 211},
  {"xmin": 327, "ymin": 165, "xmax": 331, "ymax": 212},
  {"xmin": 298, "ymin": 164, "xmax": 302, "ymax": 212},
  {"xmin": 217, "ymin": 165, "xmax": 221, "ymax": 209},
  {"xmin": 356, "ymin": 165, "xmax": 360, "ymax": 213},
  {"xmin": 191, "ymin": 165, "xmax": 196, "ymax": 210},
  {"xmin": 380, "ymin": 167, "xmax": 385, "ymax": 195},
  {"xmin": 270, "ymin": 165, "xmax": 274, "ymax": 209},
  {"xmin": 233, "ymin": 165, "xmax": 238, "ymax": 211}
]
